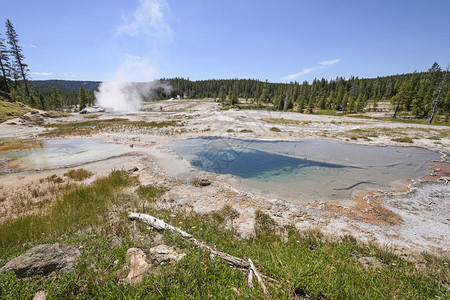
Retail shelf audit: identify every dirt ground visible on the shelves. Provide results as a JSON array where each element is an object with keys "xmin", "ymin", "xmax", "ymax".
[{"xmin": 0, "ymin": 99, "xmax": 449, "ymax": 261}]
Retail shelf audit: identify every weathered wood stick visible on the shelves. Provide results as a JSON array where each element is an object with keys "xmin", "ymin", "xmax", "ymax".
[
  {"xmin": 249, "ymin": 258, "xmax": 267, "ymax": 294},
  {"xmin": 248, "ymin": 269, "xmax": 254, "ymax": 288},
  {"xmin": 129, "ymin": 212, "xmax": 270, "ymax": 293},
  {"xmin": 128, "ymin": 212, "xmax": 192, "ymax": 238},
  {"xmin": 129, "ymin": 212, "xmax": 250, "ymax": 268}
]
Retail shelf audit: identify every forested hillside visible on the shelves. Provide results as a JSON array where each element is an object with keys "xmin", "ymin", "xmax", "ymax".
[
  {"xmin": 31, "ymin": 80, "xmax": 100, "ymax": 91},
  {"xmin": 164, "ymin": 62, "xmax": 450, "ymax": 119}
]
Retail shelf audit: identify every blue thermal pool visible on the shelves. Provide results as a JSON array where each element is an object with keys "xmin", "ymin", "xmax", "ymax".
[{"xmin": 165, "ymin": 137, "xmax": 441, "ymax": 202}]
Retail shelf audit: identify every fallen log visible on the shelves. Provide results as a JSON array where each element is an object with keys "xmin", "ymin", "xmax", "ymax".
[{"xmin": 129, "ymin": 212, "xmax": 270, "ymax": 294}]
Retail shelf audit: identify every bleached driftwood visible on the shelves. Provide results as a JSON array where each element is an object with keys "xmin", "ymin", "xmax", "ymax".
[
  {"xmin": 128, "ymin": 212, "xmax": 270, "ymax": 294},
  {"xmin": 249, "ymin": 258, "xmax": 267, "ymax": 294}
]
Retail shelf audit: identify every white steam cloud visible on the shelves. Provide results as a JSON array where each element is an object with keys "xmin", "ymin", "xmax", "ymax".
[
  {"xmin": 95, "ymin": 80, "xmax": 171, "ymax": 112},
  {"xmin": 95, "ymin": 0, "xmax": 172, "ymax": 112}
]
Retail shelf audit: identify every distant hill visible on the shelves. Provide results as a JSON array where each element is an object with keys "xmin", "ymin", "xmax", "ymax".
[{"xmin": 30, "ymin": 80, "xmax": 101, "ymax": 91}]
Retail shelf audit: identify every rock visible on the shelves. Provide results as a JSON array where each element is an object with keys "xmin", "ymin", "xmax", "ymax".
[
  {"xmin": 0, "ymin": 244, "xmax": 81, "ymax": 278},
  {"xmin": 148, "ymin": 245, "xmax": 186, "ymax": 265},
  {"xmin": 357, "ymin": 256, "xmax": 383, "ymax": 268},
  {"xmin": 79, "ymin": 106, "xmax": 105, "ymax": 114},
  {"xmin": 32, "ymin": 290, "xmax": 47, "ymax": 300},
  {"xmin": 122, "ymin": 248, "xmax": 151, "ymax": 284},
  {"xmin": 193, "ymin": 178, "xmax": 211, "ymax": 187},
  {"xmin": 30, "ymin": 110, "xmax": 39, "ymax": 115},
  {"xmin": 128, "ymin": 167, "xmax": 139, "ymax": 173}
]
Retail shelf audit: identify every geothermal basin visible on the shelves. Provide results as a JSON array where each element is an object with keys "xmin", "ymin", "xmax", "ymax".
[
  {"xmin": 166, "ymin": 138, "xmax": 441, "ymax": 203},
  {"xmin": 0, "ymin": 138, "xmax": 137, "ymax": 172}
]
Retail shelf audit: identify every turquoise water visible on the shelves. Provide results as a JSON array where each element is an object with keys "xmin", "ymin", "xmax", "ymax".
[{"xmin": 166, "ymin": 138, "xmax": 440, "ymax": 202}]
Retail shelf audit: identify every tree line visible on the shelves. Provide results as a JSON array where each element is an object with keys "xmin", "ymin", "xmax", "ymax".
[
  {"xmin": 162, "ymin": 62, "xmax": 449, "ymax": 120},
  {"xmin": 1, "ymin": 20, "xmax": 448, "ymax": 119},
  {"xmin": 0, "ymin": 19, "xmax": 94, "ymax": 111}
]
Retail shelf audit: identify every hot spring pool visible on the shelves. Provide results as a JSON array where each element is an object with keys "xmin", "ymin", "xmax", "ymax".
[
  {"xmin": 165, "ymin": 137, "xmax": 440, "ymax": 202},
  {"xmin": 0, "ymin": 138, "xmax": 134, "ymax": 172}
]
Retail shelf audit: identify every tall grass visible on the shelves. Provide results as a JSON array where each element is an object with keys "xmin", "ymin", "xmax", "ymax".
[
  {"xmin": 0, "ymin": 171, "xmax": 135, "ymax": 251},
  {"xmin": 1, "ymin": 171, "xmax": 448, "ymax": 299}
]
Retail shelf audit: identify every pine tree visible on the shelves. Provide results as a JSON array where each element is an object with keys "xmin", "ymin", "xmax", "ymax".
[
  {"xmin": 38, "ymin": 92, "xmax": 46, "ymax": 110},
  {"xmin": 0, "ymin": 33, "xmax": 11, "ymax": 93},
  {"xmin": 51, "ymin": 85, "xmax": 63, "ymax": 111},
  {"xmin": 5, "ymin": 19, "xmax": 30, "ymax": 98},
  {"xmin": 219, "ymin": 85, "xmax": 226, "ymax": 104},
  {"xmin": 78, "ymin": 86, "xmax": 88, "ymax": 111}
]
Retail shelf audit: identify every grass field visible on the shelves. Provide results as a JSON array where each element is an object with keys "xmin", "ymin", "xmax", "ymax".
[{"xmin": 1, "ymin": 171, "xmax": 448, "ymax": 299}]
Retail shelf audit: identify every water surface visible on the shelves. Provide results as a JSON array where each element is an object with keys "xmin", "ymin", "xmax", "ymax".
[
  {"xmin": 0, "ymin": 138, "xmax": 134, "ymax": 172},
  {"xmin": 166, "ymin": 138, "xmax": 440, "ymax": 202}
]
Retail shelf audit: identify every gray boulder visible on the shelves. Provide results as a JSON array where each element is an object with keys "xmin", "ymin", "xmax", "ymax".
[
  {"xmin": 0, "ymin": 243, "xmax": 81, "ymax": 277},
  {"xmin": 79, "ymin": 106, "xmax": 105, "ymax": 114}
]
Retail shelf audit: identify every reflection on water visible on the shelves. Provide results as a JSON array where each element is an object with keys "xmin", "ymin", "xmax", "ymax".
[
  {"xmin": 166, "ymin": 137, "xmax": 441, "ymax": 202},
  {"xmin": 0, "ymin": 138, "xmax": 133, "ymax": 171}
]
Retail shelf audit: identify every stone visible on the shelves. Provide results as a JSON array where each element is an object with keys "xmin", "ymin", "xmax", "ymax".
[
  {"xmin": 79, "ymin": 106, "xmax": 105, "ymax": 114},
  {"xmin": 128, "ymin": 167, "xmax": 139, "ymax": 173},
  {"xmin": 32, "ymin": 290, "xmax": 47, "ymax": 300},
  {"xmin": 122, "ymin": 247, "xmax": 151, "ymax": 284},
  {"xmin": 0, "ymin": 243, "xmax": 81, "ymax": 278},
  {"xmin": 148, "ymin": 245, "xmax": 186, "ymax": 265},
  {"xmin": 30, "ymin": 110, "xmax": 39, "ymax": 115},
  {"xmin": 193, "ymin": 178, "xmax": 211, "ymax": 187},
  {"xmin": 357, "ymin": 256, "xmax": 383, "ymax": 269}
]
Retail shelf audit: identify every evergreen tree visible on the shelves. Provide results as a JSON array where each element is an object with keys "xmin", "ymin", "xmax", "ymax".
[
  {"xmin": 5, "ymin": 19, "xmax": 30, "ymax": 98},
  {"xmin": 392, "ymin": 80, "xmax": 413, "ymax": 118},
  {"xmin": 0, "ymin": 33, "xmax": 11, "ymax": 93},
  {"xmin": 38, "ymin": 92, "xmax": 46, "ymax": 110},
  {"xmin": 28, "ymin": 94, "xmax": 36, "ymax": 108},
  {"xmin": 219, "ymin": 85, "xmax": 226, "ymax": 104},
  {"xmin": 50, "ymin": 85, "xmax": 63, "ymax": 110},
  {"xmin": 78, "ymin": 86, "xmax": 88, "ymax": 111}
]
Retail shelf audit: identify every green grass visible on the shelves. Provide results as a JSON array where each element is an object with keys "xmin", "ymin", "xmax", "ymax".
[
  {"xmin": 0, "ymin": 170, "xmax": 136, "ymax": 250},
  {"xmin": 1, "ymin": 171, "xmax": 449, "ymax": 299},
  {"xmin": 136, "ymin": 184, "xmax": 165, "ymax": 200},
  {"xmin": 391, "ymin": 137, "xmax": 414, "ymax": 143},
  {"xmin": 348, "ymin": 115, "xmax": 450, "ymax": 126},
  {"xmin": 0, "ymin": 100, "xmax": 30, "ymax": 122},
  {"xmin": 269, "ymin": 127, "xmax": 281, "ymax": 132},
  {"xmin": 260, "ymin": 118, "xmax": 301, "ymax": 125},
  {"xmin": 64, "ymin": 169, "xmax": 93, "ymax": 181},
  {"xmin": 42, "ymin": 118, "xmax": 181, "ymax": 137},
  {"xmin": 240, "ymin": 129, "xmax": 253, "ymax": 133},
  {"xmin": 41, "ymin": 111, "xmax": 70, "ymax": 118}
]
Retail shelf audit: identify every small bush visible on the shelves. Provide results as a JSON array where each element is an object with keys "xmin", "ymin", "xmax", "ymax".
[
  {"xmin": 392, "ymin": 137, "xmax": 413, "ymax": 143},
  {"xmin": 47, "ymin": 174, "xmax": 64, "ymax": 184},
  {"xmin": 240, "ymin": 129, "xmax": 253, "ymax": 133},
  {"xmin": 136, "ymin": 185, "xmax": 165, "ymax": 200},
  {"xmin": 270, "ymin": 127, "xmax": 281, "ymax": 132},
  {"xmin": 65, "ymin": 169, "xmax": 93, "ymax": 181}
]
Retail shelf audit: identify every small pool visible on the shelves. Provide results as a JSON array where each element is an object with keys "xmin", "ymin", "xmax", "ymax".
[
  {"xmin": 0, "ymin": 138, "xmax": 134, "ymax": 172},
  {"xmin": 166, "ymin": 138, "xmax": 440, "ymax": 202}
]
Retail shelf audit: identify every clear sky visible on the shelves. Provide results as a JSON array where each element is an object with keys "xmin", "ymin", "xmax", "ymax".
[{"xmin": 1, "ymin": 0, "xmax": 449, "ymax": 83}]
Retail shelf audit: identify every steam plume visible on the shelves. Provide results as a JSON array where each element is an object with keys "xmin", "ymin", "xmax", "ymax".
[{"xmin": 95, "ymin": 0, "xmax": 172, "ymax": 112}]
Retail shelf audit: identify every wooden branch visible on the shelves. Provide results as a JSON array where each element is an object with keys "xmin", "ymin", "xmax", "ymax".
[
  {"xmin": 129, "ymin": 212, "xmax": 272, "ymax": 294},
  {"xmin": 128, "ymin": 212, "xmax": 192, "ymax": 238},
  {"xmin": 248, "ymin": 269, "xmax": 254, "ymax": 288},
  {"xmin": 249, "ymin": 258, "xmax": 267, "ymax": 294}
]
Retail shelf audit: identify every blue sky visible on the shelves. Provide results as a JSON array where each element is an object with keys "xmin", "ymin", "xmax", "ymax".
[{"xmin": 1, "ymin": 0, "xmax": 449, "ymax": 83}]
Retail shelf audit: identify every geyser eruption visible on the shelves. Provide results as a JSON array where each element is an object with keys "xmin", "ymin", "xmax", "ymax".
[{"xmin": 94, "ymin": 80, "xmax": 171, "ymax": 112}]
